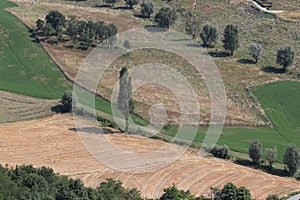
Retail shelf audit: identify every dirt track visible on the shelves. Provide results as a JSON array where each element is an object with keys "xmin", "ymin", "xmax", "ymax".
[{"xmin": 0, "ymin": 114, "xmax": 299, "ymax": 199}]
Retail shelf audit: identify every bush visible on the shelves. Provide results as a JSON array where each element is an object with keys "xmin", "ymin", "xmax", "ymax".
[{"xmin": 209, "ymin": 145, "xmax": 230, "ymax": 159}]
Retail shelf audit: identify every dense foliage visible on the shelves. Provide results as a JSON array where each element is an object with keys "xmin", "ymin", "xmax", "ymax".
[
  {"xmin": 222, "ymin": 24, "xmax": 239, "ymax": 55},
  {"xmin": 36, "ymin": 11, "xmax": 117, "ymax": 49},
  {"xmin": 0, "ymin": 165, "xmax": 254, "ymax": 200},
  {"xmin": 284, "ymin": 144, "xmax": 300, "ymax": 176},
  {"xmin": 141, "ymin": 0, "xmax": 154, "ymax": 18},
  {"xmin": 249, "ymin": 140, "xmax": 262, "ymax": 164},
  {"xmin": 154, "ymin": 7, "xmax": 177, "ymax": 29},
  {"xmin": 276, "ymin": 46, "xmax": 295, "ymax": 72},
  {"xmin": 200, "ymin": 24, "xmax": 218, "ymax": 48}
]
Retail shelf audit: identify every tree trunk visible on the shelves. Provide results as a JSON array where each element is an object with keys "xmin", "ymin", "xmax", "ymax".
[{"xmin": 125, "ymin": 112, "xmax": 129, "ymax": 132}]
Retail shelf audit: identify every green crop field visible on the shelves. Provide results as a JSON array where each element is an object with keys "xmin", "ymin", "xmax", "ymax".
[
  {"xmin": 165, "ymin": 81, "xmax": 300, "ymax": 163},
  {"xmin": 0, "ymin": 0, "xmax": 115, "ymax": 115},
  {"xmin": 254, "ymin": 81, "xmax": 300, "ymax": 144},
  {"xmin": 0, "ymin": 0, "xmax": 70, "ymax": 98}
]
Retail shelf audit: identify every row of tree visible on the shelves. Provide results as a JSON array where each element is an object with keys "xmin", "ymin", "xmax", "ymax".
[
  {"xmin": 36, "ymin": 11, "xmax": 117, "ymax": 49},
  {"xmin": 249, "ymin": 140, "xmax": 300, "ymax": 176},
  {"xmin": 186, "ymin": 22, "xmax": 295, "ymax": 72},
  {"xmin": 0, "ymin": 164, "xmax": 255, "ymax": 200}
]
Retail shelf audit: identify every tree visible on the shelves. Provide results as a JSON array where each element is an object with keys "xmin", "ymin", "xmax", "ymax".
[
  {"xmin": 185, "ymin": 18, "xmax": 200, "ymax": 40},
  {"xmin": 43, "ymin": 23, "xmax": 56, "ymax": 39},
  {"xmin": 66, "ymin": 20, "xmax": 79, "ymax": 46},
  {"xmin": 265, "ymin": 147, "xmax": 277, "ymax": 168},
  {"xmin": 61, "ymin": 90, "xmax": 76, "ymax": 112},
  {"xmin": 266, "ymin": 194, "xmax": 280, "ymax": 200},
  {"xmin": 284, "ymin": 144, "xmax": 300, "ymax": 176},
  {"xmin": 160, "ymin": 184, "xmax": 195, "ymax": 200},
  {"xmin": 249, "ymin": 43, "xmax": 261, "ymax": 63},
  {"xmin": 125, "ymin": 0, "xmax": 139, "ymax": 9},
  {"xmin": 141, "ymin": 0, "xmax": 154, "ymax": 18},
  {"xmin": 237, "ymin": 187, "xmax": 252, "ymax": 200},
  {"xmin": 210, "ymin": 145, "xmax": 230, "ymax": 159},
  {"xmin": 249, "ymin": 140, "xmax": 262, "ymax": 164},
  {"xmin": 123, "ymin": 40, "xmax": 131, "ymax": 50},
  {"xmin": 154, "ymin": 7, "xmax": 177, "ymax": 29},
  {"xmin": 117, "ymin": 67, "xmax": 134, "ymax": 132},
  {"xmin": 45, "ymin": 11, "xmax": 66, "ymax": 33},
  {"xmin": 36, "ymin": 19, "xmax": 44, "ymax": 31},
  {"xmin": 200, "ymin": 24, "xmax": 218, "ymax": 48},
  {"xmin": 220, "ymin": 183, "xmax": 238, "ymax": 200},
  {"xmin": 223, "ymin": 24, "xmax": 239, "ymax": 55},
  {"xmin": 276, "ymin": 46, "xmax": 295, "ymax": 72}
]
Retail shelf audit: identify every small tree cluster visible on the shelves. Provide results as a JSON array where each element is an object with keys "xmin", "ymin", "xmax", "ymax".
[
  {"xmin": 213, "ymin": 183, "xmax": 252, "ymax": 200},
  {"xmin": 36, "ymin": 11, "xmax": 117, "ymax": 49}
]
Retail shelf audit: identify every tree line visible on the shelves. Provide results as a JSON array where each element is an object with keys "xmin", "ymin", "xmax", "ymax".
[
  {"xmin": 0, "ymin": 164, "xmax": 257, "ymax": 200},
  {"xmin": 36, "ymin": 11, "xmax": 117, "ymax": 49},
  {"xmin": 248, "ymin": 140, "xmax": 300, "ymax": 176}
]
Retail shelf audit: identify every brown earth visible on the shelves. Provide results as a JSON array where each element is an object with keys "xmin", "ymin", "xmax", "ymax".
[{"xmin": 0, "ymin": 114, "xmax": 299, "ymax": 199}]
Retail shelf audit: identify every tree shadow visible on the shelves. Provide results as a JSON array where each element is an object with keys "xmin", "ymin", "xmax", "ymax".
[
  {"xmin": 262, "ymin": 66, "xmax": 285, "ymax": 74},
  {"xmin": 208, "ymin": 51, "xmax": 230, "ymax": 58},
  {"xmin": 28, "ymin": 30, "xmax": 40, "ymax": 43},
  {"xmin": 238, "ymin": 58, "xmax": 256, "ymax": 64},
  {"xmin": 133, "ymin": 14, "xmax": 147, "ymax": 19},
  {"xmin": 94, "ymin": 4, "xmax": 111, "ymax": 8},
  {"xmin": 69, "ymin": 127, "xmax": 119, "ymax": 134},
  {"xmin": 234, "ymin": 158, "xmax": 290, "ymax": 177},
  {"xmin": 113, "ymin": 6, "xmax": 130, "ymax": 10},
  {"xmin": 186, "ymin": 43, "xmax": 201, "ymax": 48},
  {"xmin": 51, "ymin": 104, "xmax": 70, "ymax": 113},
  {"xmin": 144, "ymin": 25, "xmax": 167, "ymax": 32}
]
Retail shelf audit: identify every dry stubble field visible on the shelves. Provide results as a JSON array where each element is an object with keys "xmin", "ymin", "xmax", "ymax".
[{"xmin": 0, "ymin": 114, "xmax": 299, "ymax": 199}]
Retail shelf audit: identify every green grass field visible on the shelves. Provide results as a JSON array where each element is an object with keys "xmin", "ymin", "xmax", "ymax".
[
  {"xmin": 0, "ymin": 0, "xmax": 71, "ymax": 98},
  {"xmin": 254, "ymin": 81, "xmax": 300, "ymax": 143},
  {"xmin": 165, "ymin": 81, "xmax": 300, "ymax": 163},
  {"xmin": 0, "ymin": 0, "xmax": 115, "ymax": 115}
]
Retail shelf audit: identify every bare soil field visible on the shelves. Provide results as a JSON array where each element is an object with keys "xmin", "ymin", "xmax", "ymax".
[
  {"xmin": 0, "ymin": 114, "xmax": 299, "ymax": 199},
  {"xmin": 0, "ymin": 90, "xmax": 58, "ymax": 123}
]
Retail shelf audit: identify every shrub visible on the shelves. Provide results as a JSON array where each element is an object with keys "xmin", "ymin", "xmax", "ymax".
[{"xmin": 210, "ymin": 145, "xmax": 230, "ymax": 159}]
